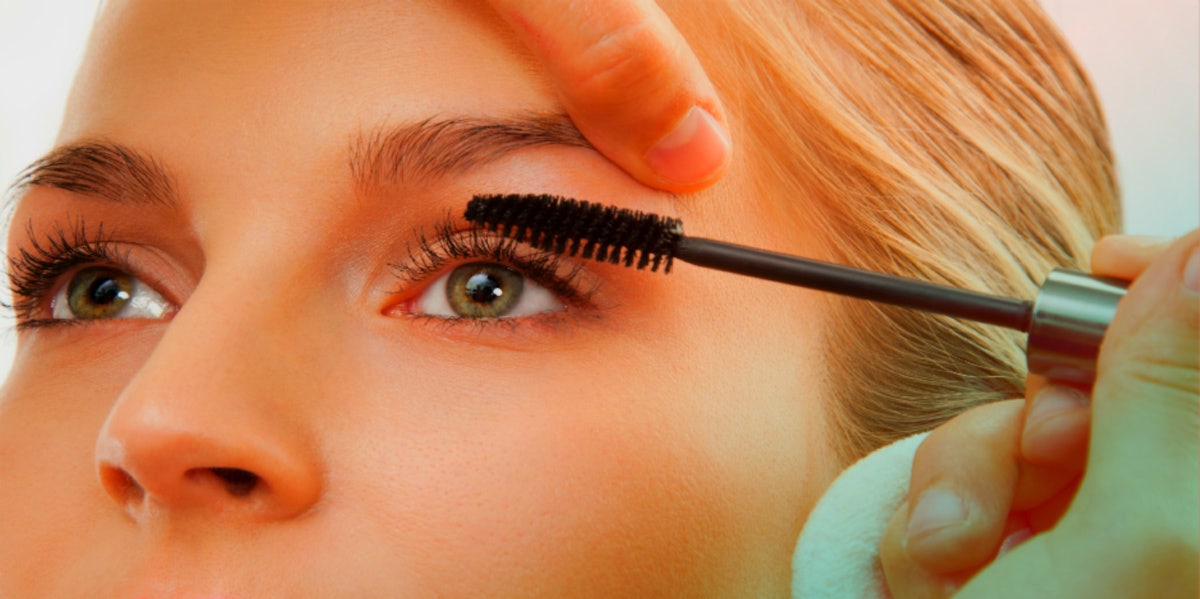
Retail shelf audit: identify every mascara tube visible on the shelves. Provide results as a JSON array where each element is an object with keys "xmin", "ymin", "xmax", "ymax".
[{"xmin": 1026, "ymin": 269, "xmax": 1128, "ymax": 383}]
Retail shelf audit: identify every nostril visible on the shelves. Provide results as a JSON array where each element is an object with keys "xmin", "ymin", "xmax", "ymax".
[
  {"xmin": 209, "ymin": 467, "xmax": 260, "ymax": 497},
  {"xmin": 100, "ymin": 466, "xmax": 145, "ymax": 505}
]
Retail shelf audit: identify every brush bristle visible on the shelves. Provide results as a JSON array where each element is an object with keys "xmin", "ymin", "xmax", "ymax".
[{"xmin": 465, "ymin": 194, "xmax": 683, "ymax": 272}]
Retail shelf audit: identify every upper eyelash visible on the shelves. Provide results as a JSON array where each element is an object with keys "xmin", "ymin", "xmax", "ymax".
[
  {"xmin": 391, "ymin": 213, "xmax": 594, "ymax": 308},
  {"xmin": 6, "ymin": 217, "xmax": 128, "ymax": 324},
  {"xmin": 5, "ymin": 214, "xmax": 595, "ymax": 328}
]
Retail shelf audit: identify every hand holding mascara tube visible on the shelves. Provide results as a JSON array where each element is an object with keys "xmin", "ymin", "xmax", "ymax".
[
  {"xmin": 877, "ymin": 233, "xmax": 1199, "ymax": 598},
  {"xmin": 904, "ymin": 232, "xmax": 1198, "ymax": 599}
]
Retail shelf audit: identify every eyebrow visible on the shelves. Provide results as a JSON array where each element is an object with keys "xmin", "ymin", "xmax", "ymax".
[
  {"xmin": 10, "ymin": 142, "xmax": 177, "ymax": 207},
  {"xmin": 9, "ymin": 113, "xmax": 591, "ymax": 208},
  {"xmin": 350, "ymin": 113, "xmax": 590, "ymax": 191}
]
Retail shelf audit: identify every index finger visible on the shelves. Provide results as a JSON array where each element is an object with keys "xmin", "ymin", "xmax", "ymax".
[
  {"xmin": 487, "ymin": 0, "xmax": 731, "ymax": 192},
  {"xmin": 1091, "ymin": 234, "xmax": 1170, "ymax": 279}
]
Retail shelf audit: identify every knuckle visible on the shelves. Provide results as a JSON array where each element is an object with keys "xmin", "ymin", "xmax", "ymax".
[
  {"xmin": 1103, "ymin": 321, "xmax": 1199, "ymax": 401},
  {"xmin": 564, "ymin": 19, "xmax": 678, "ymax": 103},
  {"xmin": 1125, "ymin": 357, "xmax": 1199, "ymax": 404},
  {"xmin": 1100, "ymin": 289, "xmax": 1199, "ymax": 402}
]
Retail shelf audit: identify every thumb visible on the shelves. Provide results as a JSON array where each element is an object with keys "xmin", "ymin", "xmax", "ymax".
[
  {"xmin": 954, "ymin": 231, "xmax": 1199, "ymax": 599},
  {"xmin": 487, "ymin": 0, "xmax": 731, "ymax": 192},
  {"xmin": 1084, "ymin": 229, "xmax": 1198, "ymax": 530}
]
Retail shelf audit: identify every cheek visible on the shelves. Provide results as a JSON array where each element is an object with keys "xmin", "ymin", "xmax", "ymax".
[
  {"xmin": 326, "ymin": 294, "xmax": 830, "ymax": 594},
  {"xmin": 0, "ymin": 326, "xmax": 162, "ymax": 591},
  {"xmin": 332, "ymin": 381, "xmax": 760, "ymax": 594},
  {"xmin": 0, "ymin": 276, "xmax": 832, "ymax": 596}
]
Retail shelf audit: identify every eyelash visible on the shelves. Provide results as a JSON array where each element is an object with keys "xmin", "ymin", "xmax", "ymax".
[
  {"xmin": 6, "ymin": 215, "xmax": 594, "ymax": 331},
  {"xmin": 6, "ymin": 218, "xmax": 132, "ymax": 329},
  {"xmin": 392, "ymin": 214, "xmax": 595, "ymax": 321}
]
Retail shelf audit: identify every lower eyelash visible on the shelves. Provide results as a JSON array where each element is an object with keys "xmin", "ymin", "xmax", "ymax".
[
  {"xmin": 391, "ymin": 213, "xmax": 594, "ymax": 308},
  {"xmin": 7, "ymin": 214, "xmax": 597, "ymax": 329},
  {"xmin": 6, "ymin": 218, "xmax": 127, "ymax": 325}
]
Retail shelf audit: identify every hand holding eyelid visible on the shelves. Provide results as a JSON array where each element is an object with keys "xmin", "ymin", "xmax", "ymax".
[{"xmin": 465, "ymin": 194, "xmax": 1129, "ymax": 385}]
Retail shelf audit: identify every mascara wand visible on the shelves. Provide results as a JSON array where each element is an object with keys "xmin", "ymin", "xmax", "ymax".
[{"xmin": 466, "ymin": 194, "xmax": 1128, "ymax": 384}]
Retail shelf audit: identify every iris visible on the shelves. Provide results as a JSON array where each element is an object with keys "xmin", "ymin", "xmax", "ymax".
[
  {"xmin": 65, "ymin": 267, "xmax": 133, "ymax": 319},
  {"xmin": 445, "ymin": 263, "xmax": 524, "ymax": 318}
]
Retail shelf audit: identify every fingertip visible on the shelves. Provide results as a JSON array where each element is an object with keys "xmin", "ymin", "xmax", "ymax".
[
  {"xmin": 1091, "ymin": 235, "xmax": 1171, "ymax": 279},
  {"xmin": 881, "ymin": 499, "xmax": 969, "ymax": 599},
  {"xmin": 1022, "ymin": 408, "xmax": 1090, "ymax": 466},
  {"xmin": 906, "ymin": 488, "xmax": 970, "ymax": 546},
  {"xmin": 489, "ymin": 0, "xmax": 731, "ymax": 193},
  {"xmin": 903, "ymin": 487, "xmax": 991, "ymax": 573},
  {"xmin": 643, "ymin": 105, "xmax": 731, "ymax": 191},
  {"xmin": 1022, "ymin": 385, "xmax": 1091, "ymax": 465},
  {"xmin": 903, "ymin": 401, "xmax": 1026, "ymax": 573}
]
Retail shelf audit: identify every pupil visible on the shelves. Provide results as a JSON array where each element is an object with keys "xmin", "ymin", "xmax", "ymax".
[
  {"xmin": 66, "ymin": 267, "xmax": 134, "ymax": 320},
  {"xmin": 444, "ymin": 263, "xmax": 523, "ymax": 319},
  {"xmin": 464, "ymin": 272, "xmax": 504, "ymax": 304},
  {"xmin": 89, "ymin": 278, "xmax": 125, "ymax": 305}
]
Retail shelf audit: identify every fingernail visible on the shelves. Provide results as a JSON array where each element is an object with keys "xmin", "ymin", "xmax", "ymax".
[
  {"xmin": 1184, "ymin": 244, "xmax": 1199, "ymax": 293},
  {"xmin": 645, "ymin": 106, "xmax": 730, "ymax": 185},
  {"xmin": 906, "ymin": 488, "xmax": 969, "ymax": 542},
  {"xmin": 997, "ymin": 527, "xmax": 1033, "ymax": 557},
  {"xmin": 1027, "ymin": 385, "xmax": 1090, "ymax": 427}
]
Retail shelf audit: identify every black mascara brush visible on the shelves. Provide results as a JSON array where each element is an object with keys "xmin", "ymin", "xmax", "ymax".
[{"xmin": 466, "ymin": 193, "xmax": 1128, "ymax": 384}]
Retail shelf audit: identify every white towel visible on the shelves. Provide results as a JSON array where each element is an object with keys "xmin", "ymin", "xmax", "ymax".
[{"xmin": 792, "ymin": 433, "xmax": 929, "ymax": 599}]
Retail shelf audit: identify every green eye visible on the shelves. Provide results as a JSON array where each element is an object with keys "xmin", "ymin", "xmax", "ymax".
[
  {"xmin": 412, "ymin": 261, "xmax": 564, "ymax": 320},
  {"xmin": 445, "ymin": 263, "xmax": 525, "ymax": 318},
  {"xmin": 52, "ymin": 266, "xmax": 171, "ymax": 321}
]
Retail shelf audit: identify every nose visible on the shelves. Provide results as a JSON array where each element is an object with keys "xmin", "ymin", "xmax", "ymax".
[
  {"xmin": 95, "ymin": 285, "xmax": 324, "ymax": 523},
  {"xmin": 96, "ymin": 408, "xmax": 322, "ymax": 522}
]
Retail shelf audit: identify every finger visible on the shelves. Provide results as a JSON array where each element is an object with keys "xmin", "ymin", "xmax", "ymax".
[
  {"xmin": 882, "ymin": 503, "xmax": 1031, "ymax": 599},
  {"xmin": 1016, "ymin": 378, "xmax": 1093, "ymax": 516},
  {"xmin": 903, "ymin": 400, "xmax": 1023, "ymax": 573},
  {"xmin": 1091, "ymin": 234, "xmax": 1170, "ymax": 279},
  {"xmin": 487, "ymin": 0, "xmax": 731, "ymax": 191},
  {"xmin": 1025, "ymin": 476, "xmax": 1079, "ymax": 532},
  {"xmin": 1014, "ymin": 385, "xmax": 1089, "ymax": 528},
  {"xmin": 1085, "ymin": 230, "xmax": 1199, "ymax": 532},
  {"xmin": 1020, "ymin": 384, "xmax": 1090, "ymax": 468},
  {"xmin": 881, "ymin": 501, "xmax": 970, "ymax": 599}
]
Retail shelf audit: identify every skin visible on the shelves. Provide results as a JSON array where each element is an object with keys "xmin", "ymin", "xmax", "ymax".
[{"xmin": 0, "ymin": 1, "xmax": 839, "ymax": 596}]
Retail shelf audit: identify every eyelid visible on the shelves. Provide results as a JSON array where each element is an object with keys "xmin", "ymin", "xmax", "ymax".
[
  {"xmin": 388, "ymin": 215, "xmax": 598, "ymax": 310},
  {"xmin": 18, "ymin": 258, "xmax": 180, "ymax": 329},
  {"xmin": 7, "ymin": 220, "xmax": 182, "ymax": 328}
]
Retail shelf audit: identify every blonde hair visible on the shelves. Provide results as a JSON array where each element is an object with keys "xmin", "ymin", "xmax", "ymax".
[{"xmin": 674, "ymin": 0, "xmax": 1120, "ymax": 461}]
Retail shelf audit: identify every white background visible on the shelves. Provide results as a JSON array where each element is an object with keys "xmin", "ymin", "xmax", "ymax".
[{"xmin": 0, "ymin": 1, "xmax": 1197, "ymax": 380}]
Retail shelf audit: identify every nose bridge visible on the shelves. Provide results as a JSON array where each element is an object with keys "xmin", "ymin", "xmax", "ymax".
[{"xmin": 96, "ymin": 262, "xmax": 327, "ymax": 523}]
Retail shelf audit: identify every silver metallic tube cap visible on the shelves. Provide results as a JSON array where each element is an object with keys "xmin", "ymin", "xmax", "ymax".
[{"xmin": 1026, "ymin": 268, "xmax": 1129, "ymax": 384}]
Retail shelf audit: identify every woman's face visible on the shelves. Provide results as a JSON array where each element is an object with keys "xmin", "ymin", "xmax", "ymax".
[{"xmin": 0, "ymin": 1, "xmax": 838, "ymax": 595}]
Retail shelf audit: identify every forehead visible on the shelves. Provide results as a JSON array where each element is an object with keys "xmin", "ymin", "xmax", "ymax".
[{"xmin": 59, "ymin": 0, "xmax": 559, "ymax": 155}]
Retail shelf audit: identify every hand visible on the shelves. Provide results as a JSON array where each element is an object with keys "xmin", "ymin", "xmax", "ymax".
[
  {"xmin": 486, "ymin": 0, "xmax": 731, "ymax": 192},
  {"xmin": 880, "ymin": 233, "xmax": 1200, "ymax": 598}
]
